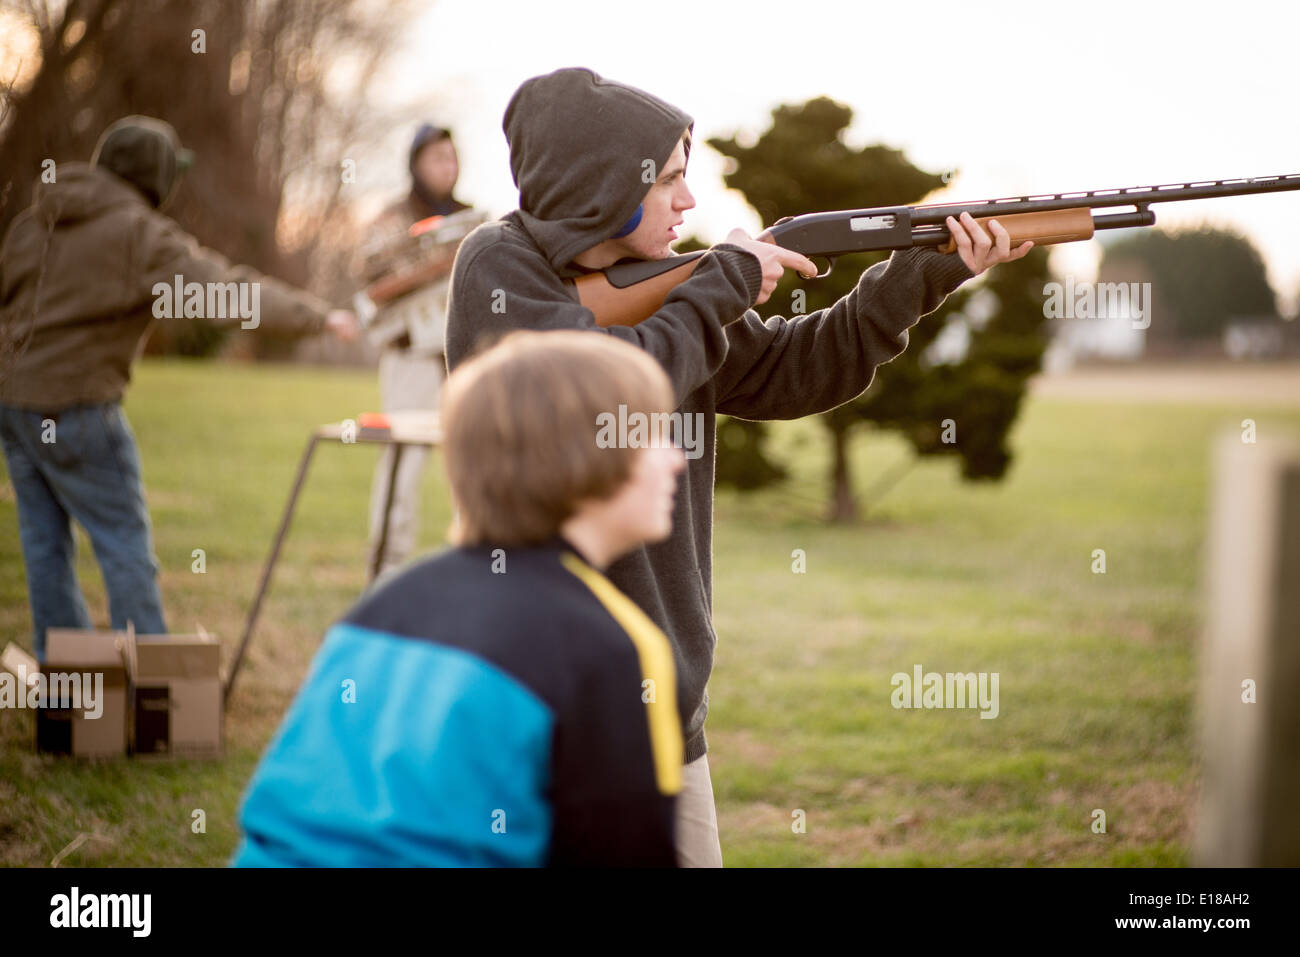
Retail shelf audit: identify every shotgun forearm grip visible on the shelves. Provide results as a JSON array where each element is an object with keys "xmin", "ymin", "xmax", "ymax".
[{"xmin": 938, "ymin": 207, "xmax": 1094, "ymax": 254}]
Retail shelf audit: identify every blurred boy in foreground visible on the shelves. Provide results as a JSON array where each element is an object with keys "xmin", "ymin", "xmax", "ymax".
[{"xmin": 234, "ymin": 330, "xmax": 687, "ymax": 866}]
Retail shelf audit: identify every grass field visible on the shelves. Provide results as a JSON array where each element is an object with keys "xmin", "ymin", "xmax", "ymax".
[{"xmin": 2, "ymin": 357, "xmax": 1297, "ymax": 867}]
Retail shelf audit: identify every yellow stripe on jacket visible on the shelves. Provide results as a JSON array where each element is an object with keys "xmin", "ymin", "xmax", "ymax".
[{"xmin": 560, "ymin": 552, "xmax": 684, "ymax": 795}]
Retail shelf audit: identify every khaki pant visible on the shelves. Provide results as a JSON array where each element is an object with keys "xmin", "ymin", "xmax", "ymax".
[
  {"xmin": 676, "ymin": 753, "xmax": 723, "ymax": 867},
  {"xmin": 369, "ymin": 350, "xmax": 445, "ymax": 576}
]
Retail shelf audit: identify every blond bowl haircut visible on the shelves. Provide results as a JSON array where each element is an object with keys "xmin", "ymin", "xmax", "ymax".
[{"xmin": 442, "ymin": 330, "xmax": 676, "ymax": 548}]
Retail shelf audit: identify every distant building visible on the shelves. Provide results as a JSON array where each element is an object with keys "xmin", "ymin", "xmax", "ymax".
[{"xmin": 1223, "ymin": 317, "xmax": 1285, "ymax": 360}]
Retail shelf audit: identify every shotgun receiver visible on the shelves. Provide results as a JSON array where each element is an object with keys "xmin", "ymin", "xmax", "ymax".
[{"xmin": 574, "ymin": 173, "xmax": 1300, "ymax": 328}]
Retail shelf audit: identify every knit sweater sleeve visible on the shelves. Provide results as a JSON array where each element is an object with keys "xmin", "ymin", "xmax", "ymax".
[
  {"xmin": 446, "ymin": 232, "xmax": 763, "ymax": 406},
  {"xmin": 712, "ymin": 246, "xmax": 974, "ymax": 420}
]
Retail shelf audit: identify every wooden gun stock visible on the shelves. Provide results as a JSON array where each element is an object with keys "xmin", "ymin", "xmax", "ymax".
[
  {"xmin": 574, "ymin": 252, "xmax": 707, "ymax": 328},
  {"xmin": 575, "ymin": 232, "xmax": 780, "ymax": 328}
]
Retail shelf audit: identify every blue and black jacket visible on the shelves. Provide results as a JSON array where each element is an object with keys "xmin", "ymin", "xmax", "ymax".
[{"xmin": 233, "ymin": 536, "xmax": 683, "ymax": 867}]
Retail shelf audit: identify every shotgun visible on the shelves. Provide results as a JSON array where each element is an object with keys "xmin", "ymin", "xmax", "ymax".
[{"xmin": 574, "ymin": 173, "xmax": 1300, "ymax": 328}]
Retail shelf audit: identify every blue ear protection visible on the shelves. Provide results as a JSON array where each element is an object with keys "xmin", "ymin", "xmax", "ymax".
[{"xmin": 611, "ymin": 204, "xmax": 643, "ymax": 239}]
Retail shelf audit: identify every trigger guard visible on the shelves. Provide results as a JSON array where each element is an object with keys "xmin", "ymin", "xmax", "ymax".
[{"xmin": 812, "ymin": 256, "xmax": 835, "ymax": 279}]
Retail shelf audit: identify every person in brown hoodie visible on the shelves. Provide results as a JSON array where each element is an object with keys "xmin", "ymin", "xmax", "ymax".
[{"xmin": 0, "ymin": 115, "xmax": 356, "ymax": 660}]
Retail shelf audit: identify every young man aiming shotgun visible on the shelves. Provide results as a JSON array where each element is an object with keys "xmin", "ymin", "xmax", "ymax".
[{"xmin": 445, "ymin": 67, "xmax": 1030, "ymax": 866}]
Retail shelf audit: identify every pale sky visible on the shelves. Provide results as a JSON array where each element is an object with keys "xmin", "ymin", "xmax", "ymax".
[{"xmin": 356, "ymin": 0, "xmax": 1300, "ymax": 313}]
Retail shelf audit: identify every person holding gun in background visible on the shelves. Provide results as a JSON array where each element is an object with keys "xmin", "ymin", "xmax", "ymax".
[
  {"xmin": 445, "ymin": 68, "xmax": 1032, "ymax": 866},
  {"xmin": 355, "ymin": 123, "xmax": 481, "ymax": 578},
  {"xmin": 0, "ymin": 116, "xmax": 357, "ymax": 661}
]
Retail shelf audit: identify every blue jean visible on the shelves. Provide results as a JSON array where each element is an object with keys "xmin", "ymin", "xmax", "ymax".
[{"xmin": 0, "ymin": 402, "xmax": 166, "ymax": 659}]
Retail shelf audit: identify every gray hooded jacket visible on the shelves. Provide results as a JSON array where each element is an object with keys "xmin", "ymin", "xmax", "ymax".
[{"xmin": 446, "ymin": 67, "xmax": 974, "ymax": 763}]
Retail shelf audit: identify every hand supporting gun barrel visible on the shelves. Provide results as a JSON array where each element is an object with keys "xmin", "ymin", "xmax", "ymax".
[{"xmin": 576, "ymin": 173, "xmax": 1300, "ymax": 328}]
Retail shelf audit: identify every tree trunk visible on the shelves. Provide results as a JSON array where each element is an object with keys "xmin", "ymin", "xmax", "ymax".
[{"xmin": 828, "ymin": 423, "xmax": 858, "ymax": 523}]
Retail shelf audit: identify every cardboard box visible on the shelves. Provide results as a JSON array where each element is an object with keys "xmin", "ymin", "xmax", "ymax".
[
  {"xmin": 128, "ymin": 634, "xmax": 223, "ymax": 757},
  {"xmin": 37, "ymin": 629, "xmax": 131, "ymax": 758},
  {"xmin": 3, "ymin": 630, "xmax": 224, "ymax": 759}
]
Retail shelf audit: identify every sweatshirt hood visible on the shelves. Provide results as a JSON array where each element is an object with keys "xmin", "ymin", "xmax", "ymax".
[
  {"xmin": 90, "ymin": 115, "xmax": 187, "ymax": 209},
  {"xmin": 407, "ymin": 122, "xmax": 469, "ymax": 217},
  {"xmin": 503, "ymin": 67, "xmax": 693, "ymax": 270}
]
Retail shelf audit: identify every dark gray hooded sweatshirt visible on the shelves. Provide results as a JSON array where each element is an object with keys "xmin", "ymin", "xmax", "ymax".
[{"xmin": 446, "ymin": 67, "xmax": 974, "ymax": 763}]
